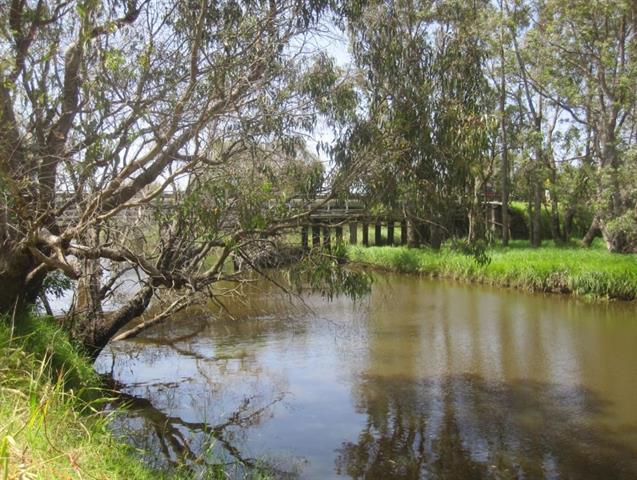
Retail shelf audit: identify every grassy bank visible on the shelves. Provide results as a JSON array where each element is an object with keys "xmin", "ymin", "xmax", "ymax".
[
  {"xmin": 0, "ymin": 314, "xmax": 269, "ymax": 479},
  {"xmin": 0, "ymin": 315, "xmax": 176, "ymax": 479},
  {"xmin": 347, "ymin": 240, "xmax": 637, "ymax": 301}
]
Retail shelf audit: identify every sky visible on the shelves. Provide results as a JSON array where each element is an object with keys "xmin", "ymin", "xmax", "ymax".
[{"xmin": 304, "ymin": 24, "xmax": 354, "ymax": 168}]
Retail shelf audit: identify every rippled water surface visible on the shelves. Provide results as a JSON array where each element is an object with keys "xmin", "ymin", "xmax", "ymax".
[{"xmin": 95, "ymin": 275, "xmax": 637, "ymax": 479}]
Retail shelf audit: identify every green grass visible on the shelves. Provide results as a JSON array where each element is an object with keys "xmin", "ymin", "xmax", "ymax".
[
  {"xmin": 0, "ymin": 314, "xmax": 272, "ymax": 479},
  {"xmin": 347, "ymin": 239, "xmax": 637, "ymax": 301}
]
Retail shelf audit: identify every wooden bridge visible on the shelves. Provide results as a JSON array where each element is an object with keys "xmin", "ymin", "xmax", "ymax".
[
  {"xmin": 302, "ymin": 196, "xmax": 503, "ymax": 249},
  {"xmin": 302, "ymin": 198, "xmax": 409, "ymax": 249}
]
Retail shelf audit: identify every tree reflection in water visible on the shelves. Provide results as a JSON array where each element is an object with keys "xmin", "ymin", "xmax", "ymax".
[
  {"xmin": 106, "ymin": 383, "xmax": 288, "ymax": 477},
  {"xmin": 98, "ymin": 315, "xmax": 300, "ymax": 478},
  {"xmin": 335, "ymin": 374, "xmax": 637, "ymax": 479}
]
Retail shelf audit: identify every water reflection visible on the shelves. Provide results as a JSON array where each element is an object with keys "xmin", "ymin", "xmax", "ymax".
[
  {"xmin": 97, "ymin": 275, "xmax": 637, "ymax": 479},
  {"xmin": 336, "ymin": 374, "xmax": 637, "ymax": 479}
]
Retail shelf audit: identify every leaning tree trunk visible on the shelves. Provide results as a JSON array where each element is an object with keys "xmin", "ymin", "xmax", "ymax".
[
  {"xmin": 82, "ymin": 284, "xmax": 155, "ymax": 360},
  {"xmin": 582, "ymin": 215, "xmax": 600, "ymax": 247}
]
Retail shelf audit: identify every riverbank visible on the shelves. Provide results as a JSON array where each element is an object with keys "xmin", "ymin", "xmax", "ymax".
[
  {"xmin": 0, "ymin": 314, "xmax": 269, "ymax": 479},
  {"xmin": 347, "ymin": 240, "xmax": 637, "ymax": 301}
]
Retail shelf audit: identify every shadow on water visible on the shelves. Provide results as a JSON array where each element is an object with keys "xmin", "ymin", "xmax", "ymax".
[{"xmin": 336, "ymin": 374, "xmax": 637, "ymax": 480}]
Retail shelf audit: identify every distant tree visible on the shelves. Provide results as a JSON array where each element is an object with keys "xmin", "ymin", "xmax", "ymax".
[
  {"xmin": 527, "ymin": 0, "xmax": 637, "ymax": 251},
  {"xmin": 336, "ymin": 0, "xmax": 495, "ymax": 247}
]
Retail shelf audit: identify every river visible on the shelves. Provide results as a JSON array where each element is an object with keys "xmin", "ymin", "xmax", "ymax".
[{"xmin": 94, "ymin": 274, "xmax": 637, "ymax": 479}]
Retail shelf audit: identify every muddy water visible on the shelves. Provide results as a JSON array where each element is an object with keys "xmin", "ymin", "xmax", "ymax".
[{"xmin": 95, "ymin": 275, "xmax": 637, "ymax": 479}]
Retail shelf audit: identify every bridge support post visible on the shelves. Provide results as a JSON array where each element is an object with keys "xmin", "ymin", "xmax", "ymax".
[
  {"xmin": 375, "ymin": 221, "xmax": 383, "ymax": 246},
  {"xmin": 312, "ymin": 224, "xmax": 321, "ymax": 248},
  {"xmin": 335, "ymin": 225, "xmax": 343, "ymax": 244},
  {"xmin": 387, "ymin": 221, "xmax": 395, "ymax": 246},
  {"xmin": 349, "ymin": 223, "xmax": 357, "ymax": 245},
  {"xmin": 301, "ymin": 226, "xmax": 309, "ymax": 251},
  {"xmin": 362, "ymin": 223, "xmax": 369, "ymax": 246},
  {"xmin": 400, "ymin": 220, "xmax": 408, "ymax": 245},
  {"xmin": 322, "ymin": 226, "xmax": 331, "ymax": 250}
]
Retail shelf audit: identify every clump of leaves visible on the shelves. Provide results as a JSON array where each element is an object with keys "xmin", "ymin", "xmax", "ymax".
[
  {"xmin": 42, "ymin": 271, "xmax": 73, "ymax": 299},
  {"xmin": 450, "ymin": 239, "xmax": 492, "ymax": 267},
  {"xmin": 286, "ymin": 245, "xmax": 373, "ymax": 301}
]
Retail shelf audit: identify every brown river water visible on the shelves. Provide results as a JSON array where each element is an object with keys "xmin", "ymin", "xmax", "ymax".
[{"xmin": 95, "ymin": 274, "xmax": 637, "ymax": 479}]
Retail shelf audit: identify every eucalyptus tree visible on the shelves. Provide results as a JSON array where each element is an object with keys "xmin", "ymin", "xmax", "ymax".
[
  {"xmin": 336, "ymin": 0, "xmax": 495, "ymax": 247},
  {"xmin": 0, "ymin": 0, "xmax": 363, "ymax": 355},
  {"xmin": 528, "ymin": 0, "xmax": 637, "ymax": 251},
  {"xmin": 501, "ymin": 0, "xmax": 557, "ymax": 246}
]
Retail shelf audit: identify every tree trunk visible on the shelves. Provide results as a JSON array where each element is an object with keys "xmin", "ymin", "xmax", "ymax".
[
  {"xmin": 430, "ymin": 225, "xmax": 442, "ymax": 250},
  {"xmin": 468, "ymin": 178, "xmax": 483, "ymax": 243},
  {"xmin": 548, "ymin": 183, "xmax": 562, "ymax": 243},
  {"xmin": 582, "ymin": 215, "xmax": 600, "ymax": 247},
  {"xmin": 598, "ymin": 126, "xmax": 631, "ymax": 252},
  {"xmin": 531, "ymin": 178, "xmax": 542, "ymax": 247},
  {"xmin": 72, "ymin": 257, "xmax": 104, "ymax": 346},
  {"xmin": 407, "ymin": 219, "xmax": 420, "ymax": 248},
  {"xmin": 531, "ymin": 113, "xmax": 543, "ymax": 248},
  {"xmin": 0, "ymin": 246, "xmax": 45, "ymax": 315},
  {"xmin": 83, "ymin": 285, "xmax": 154, "ymax": 359},
  {"xmin": 563, "ymin": 208, "xmax": 575, "ymax": 242}
]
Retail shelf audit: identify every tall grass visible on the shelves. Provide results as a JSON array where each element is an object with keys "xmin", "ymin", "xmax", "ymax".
[
  {"xmin": 348, "ymin": 240, "xmax": 637, "ymax": 301},
  {"xmin": 0, "ymin": 314, "xmax": 272, "ymax": 479}
]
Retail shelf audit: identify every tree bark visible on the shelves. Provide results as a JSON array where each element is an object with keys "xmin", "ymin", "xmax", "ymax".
[
  {"xmin": 407, "ymin": 219, "xmax": 420, "ymax": 248},
  {"xmin": 531, "ymin": 178, "xmax": 542, "ymax": 247},
  {"xmin": 597, "ymin": 125, "xmax": 630, "ymax": 252},
  {"xmin": 83, "ymin": 285, "xmax": 154, "ymax": 359},
  {"xmin": 0, "ymin": 247, "xmax": 45, "ymax": 315},
  {"xmin": 563, "ymin": 208, "xmax": 575, "ymax": 242},
  {"xmin": 582, "ymin": 215, "xmax": 600, "ymax": 247}
]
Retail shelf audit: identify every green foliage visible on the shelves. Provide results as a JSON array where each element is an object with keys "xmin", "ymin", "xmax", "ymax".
[
  {"xmin": 336, "ymin": 0, "xmax": 496, "ymax": 235},
  {"xmin": 509, "ymin": 201, "xmax": 593, "ymax": 240},
  {"xmin": 1, "ymin": 313, "xmax": 97, "ymax": 393},
  {"xmin": 0, "ymin": 315, "xmax": 161, "ymax": 479},
  {"xmin": 450, "ymin": 239, "xmax": 492, "ymax": 267},
  {"xmin": 605, "ymin": 212, "xmax": 637, "ymax": 248},
  {"xmin": 287, "ymin": 246, "xmax": 373, "ymax": 301},
  {"xmin": 42, "ymin": 271, "xmax": 73, "ymax": 300}
]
